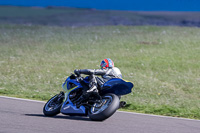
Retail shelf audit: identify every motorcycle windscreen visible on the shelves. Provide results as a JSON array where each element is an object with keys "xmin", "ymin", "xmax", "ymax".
[{"xmin": 101, "ymin": 78, "xmax": 134, "ymax": 96}]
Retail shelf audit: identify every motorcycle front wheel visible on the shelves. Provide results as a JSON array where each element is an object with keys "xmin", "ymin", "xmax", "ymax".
[
  {"xmin": 43, "ymin": 94, "xmax": 64, "ymax": 116},
  {"xmin": 88, "ymin": 93, "xmax": 119, "ymax": 121}
]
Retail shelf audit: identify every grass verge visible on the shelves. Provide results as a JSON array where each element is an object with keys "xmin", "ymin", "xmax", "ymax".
[{"xmin": 0, "ymin": 24, "xmax": 200, "ymax": 119}]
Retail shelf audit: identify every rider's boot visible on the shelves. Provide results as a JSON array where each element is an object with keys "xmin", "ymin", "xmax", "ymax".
[
  {"xmin": 76, "ymin": 82, "xmax": 98, "ymax": 108},
  {"xmin": 119, "ymin": 101, "xmax": 127, "ymax": 108}
]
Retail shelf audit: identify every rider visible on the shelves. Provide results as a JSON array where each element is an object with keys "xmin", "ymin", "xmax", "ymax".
[{"xmin": 74, "ymin": 58, "xmax": 125, "ymax": 107}]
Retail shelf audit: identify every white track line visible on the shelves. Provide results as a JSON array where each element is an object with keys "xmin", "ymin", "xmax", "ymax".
[
  {"xmin": 1, "ymin": 95, "xmax": 200, "ymax": 122},
  {"xmin": 0, "ymin": 95, "xmax": 45, "ymax": 103},
  {"xmin": 117, "ymin": 110, "xmax": 200, "ymax": 122}
]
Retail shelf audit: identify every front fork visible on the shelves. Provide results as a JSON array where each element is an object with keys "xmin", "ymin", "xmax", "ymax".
[{"xmin": 57, "ymin": 91, "xmax": 64, "ymax": 103}]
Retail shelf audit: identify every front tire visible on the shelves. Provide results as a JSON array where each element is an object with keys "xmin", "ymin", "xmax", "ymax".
[
  {"xmin": 88, "ymin": 93, "xmax": 119, "ymax": 121},
  {"xmin": 43, "ymin": 94, "xmax": 63, "ymax": 116}
]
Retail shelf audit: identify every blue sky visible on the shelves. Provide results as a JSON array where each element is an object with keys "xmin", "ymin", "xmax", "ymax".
[{"xmin": 0, "ymin": 0, "xmax": 200, "ymax": 11}]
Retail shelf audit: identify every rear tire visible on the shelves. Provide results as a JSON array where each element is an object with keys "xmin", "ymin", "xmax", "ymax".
[
  {"xmin": 88, "ymin": 93, "xmax": 119, "ymax": 121},
  {"xmin": 43, "ymin": 94, "xmax": 63, "ymax": 116}
]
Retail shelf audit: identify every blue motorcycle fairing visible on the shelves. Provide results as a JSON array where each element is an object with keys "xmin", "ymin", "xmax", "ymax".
[
  {"xmin": 83, "ymin": 76, "xmax": 90, "ymax": 83},
  {"xmin": 101, "ymin": 78, "xmax": 134, "ymax": 96},
  {"xmin": 60, "ymin": 76, "xmax": 133, "ymax": 116},
  {"xmin": 61, "ymin": 77, "xmax": 87, "ymax": 115},
  {"xmin": 67, "ymin": 79, "xmax": 79, "ymax": 90},
  {"xmin": 63, "ymin": 76, "xmax": 89, "ymax": 91},
  {"xmin": 60, "ymin": 98, "xmax": 86, "ymax": 115}
]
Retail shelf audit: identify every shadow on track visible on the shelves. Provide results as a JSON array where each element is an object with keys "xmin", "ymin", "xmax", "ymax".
[{"xmin": 25, "ymin": 114, "xmax": 92, "ymax": 121}]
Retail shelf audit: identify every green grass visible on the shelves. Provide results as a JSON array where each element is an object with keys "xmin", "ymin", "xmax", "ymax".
[{"xmin": 0, "ymin": 24, "xmax": 200, "ymax": 119}]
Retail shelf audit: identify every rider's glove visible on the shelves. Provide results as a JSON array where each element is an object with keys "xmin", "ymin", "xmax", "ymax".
[{"xmin": 74, "ymin": 69, "xmax": 80, "ymax": 77}]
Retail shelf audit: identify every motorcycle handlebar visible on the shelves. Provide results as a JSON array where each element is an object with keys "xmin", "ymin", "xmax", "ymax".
[{"xmin": 70, "ymin": 73, "xmax": 83, "ymax": 82}]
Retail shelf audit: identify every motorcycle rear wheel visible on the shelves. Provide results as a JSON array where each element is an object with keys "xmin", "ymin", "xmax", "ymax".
[
  {"xmin": 88, "ymin": 93, "xmax": 119, "ymax": 121},
  {"xmin": 43, "ymin": 94, "xmax": 63, "ymax": 116}
]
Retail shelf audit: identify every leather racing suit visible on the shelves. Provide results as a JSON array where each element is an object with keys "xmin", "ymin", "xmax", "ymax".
[{"xmin": 75, "ymin": 67, "xmax": 122, "ymax": 93}]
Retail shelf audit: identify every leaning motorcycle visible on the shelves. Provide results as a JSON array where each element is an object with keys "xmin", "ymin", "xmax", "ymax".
[{"xmin": 43, "ymin": 73, "xmax": 134, "ymax": 121}]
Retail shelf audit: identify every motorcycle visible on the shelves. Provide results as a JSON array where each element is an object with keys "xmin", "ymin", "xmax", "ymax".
[{"xmin": 43, "ymin": 73, "xmax": 134, "ymax": 121}]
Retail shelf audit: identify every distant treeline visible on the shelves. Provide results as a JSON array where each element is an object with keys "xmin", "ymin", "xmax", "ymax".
[{"xmin": 0, "ymin": 0, "xmax": 200, "ymax": 11}]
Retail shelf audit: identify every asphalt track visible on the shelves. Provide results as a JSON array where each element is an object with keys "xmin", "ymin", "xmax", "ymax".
[{"xmin": 0, "ymin": 96, "xmax": 200, "ymax": 133}]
